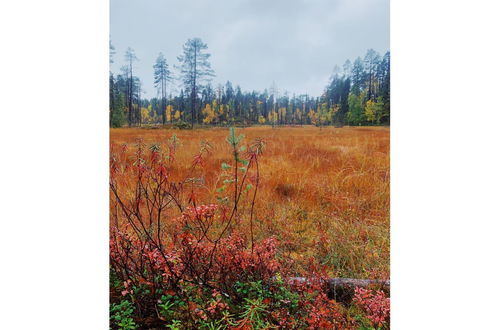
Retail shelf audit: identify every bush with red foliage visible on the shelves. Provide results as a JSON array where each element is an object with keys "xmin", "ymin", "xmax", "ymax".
[{"xmin": 353, "ymin": 287, "xmax": 391, "ymax": 328}]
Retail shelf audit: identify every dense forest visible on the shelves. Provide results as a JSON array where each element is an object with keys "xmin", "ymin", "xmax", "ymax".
[{"xmin": 109, "ymin": 38, "xmax": 390, "ymax": 128}]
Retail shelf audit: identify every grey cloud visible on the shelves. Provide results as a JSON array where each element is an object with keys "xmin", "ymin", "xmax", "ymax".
[{"xmin": 111, "ymin": 0, "xmax": 389, "ymax": 98}]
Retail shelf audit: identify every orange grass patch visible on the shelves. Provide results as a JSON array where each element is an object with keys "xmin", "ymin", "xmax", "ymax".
[{"xmin": 110, "ymin": 125, "xmax": 390, "ymax": 279}]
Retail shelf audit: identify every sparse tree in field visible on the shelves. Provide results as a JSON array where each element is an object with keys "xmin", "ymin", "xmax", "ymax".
[
  {"xmin": 343, "ymin": 59, "xmax": 352, "ymax": 78},
  {"xmin": 365, "ymin": 98, "xmax": 386, "ymax": 124},
  {"xmin": 119, "ymin": 65, "xmax": 142, "ymax": 127},
  {"xmin": 109, "ymin": 40, "xmax": 119, "ymax": 127},
  {"xmin": 308, "ymin": 108, "xmax": 318, "ymax": 126},
  {"xmin": 235, "ymin": 85, "xmax": 243, "ymax": 119},
  {"xmin": 140, "ymin": 106, "xmax": 150, "ymax": 124},
  {"xmin": 364, "ymin": 49, "xmax": 381, "ymax": 101},
  {"xmin": 330, "ymin": 64, "xmax": 342, "ymax": 80},
  {"xmin": 269, "ymin": 82, "xmax": 279, "ymax": 128},
  {"xmin": 351, "ymin": 57, "xmax": 365, "ymax": 95},
  {"xmin": 211, "ymin": 99, "xmax": 224, "ymax": 125},
  {"xmin": 278, "ymin": 107, "xmax": 287, "ymax": 125},
  {"xmin": 294, "ymin": 108, "xmax": 302, "ymax": 125},
  {"xmin": 301, "ymin": 94, "xmax": 309, "ymax": 125},
  {"xmin": 318, "ymin": 101, "xmax": 329, "ymax": 129},
  {"xmin": 324, "ymin": 75, "xmax": 351, "ymax": 125},
  {"xmin": 109, "ymin": 74, "xmax": 115, "ymax": 128},
  {"xmin": 153, "ymin": 52, "xmax": 172, "ymax": 125},
  {"xmin": 347, "ymin": 90, "xmax": 367, "ymax": 125},
  {"xmin": 202, "ymin": 103, "xmax": 216, "ymax": 124},
  {"xmin": 379, "ymin": 51, "xmax": 390, "ymax": 124},
  {"xmin": 124, "ymin": 47, "xmax": 138, "ymax": 127},
  {"xmin": 328, "ymin": 104, "xmax": 340, "ymax": 124},
  {"xmin": 201, "ymin": 84, "xmax": 215, "ymax": 120},
  {"xmin": 110, "ymin": 77, "xmax": 126, "ymax": 128},
  {"xmin": 365, "ymin": 99, "xmax": 376, "ymax": 124},
  {"xmin": 219, "ymin": 103, "xmax": 227, "ymax": 124},
  {"xmin": 166, "ymin": 104, "xmax": 174, "ymax": 123},
  {"xmin": 177, "ymin": 38, "xmax": 215, "ymax": 128},
  {"xmin": 268, "ymin": 109, "xmax": 278, "ymax": 127},
  {"xmin": 223, "ymin": 81, "xmax": 236, "ymax": 124}
]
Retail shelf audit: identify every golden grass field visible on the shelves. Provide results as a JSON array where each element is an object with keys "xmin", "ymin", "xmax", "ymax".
[{"xmin": 110, "ymin": 125, "xmax": 389, "ymax": 280}]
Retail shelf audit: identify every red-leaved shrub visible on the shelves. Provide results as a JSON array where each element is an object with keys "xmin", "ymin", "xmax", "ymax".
[{"xmin": 353, "ymin": 287, "xmax": 390, "ymax": 328}]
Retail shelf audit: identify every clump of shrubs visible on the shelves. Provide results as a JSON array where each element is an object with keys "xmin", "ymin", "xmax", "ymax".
[{"xmin": 173, "ymin": 120, "xmax": 191, "ymax": 129}]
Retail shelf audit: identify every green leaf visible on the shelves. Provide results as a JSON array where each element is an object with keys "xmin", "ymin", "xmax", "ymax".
[
  {"xmin": 226, "ymin": 127, "xmax": 237, "ymax": 145},
  {"xmin": 221, "ymin": 162, "xmax": 231, "ymax": 170}
]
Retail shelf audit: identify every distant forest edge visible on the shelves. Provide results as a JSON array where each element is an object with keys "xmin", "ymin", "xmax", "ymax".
[{"xmin": 109, "ymin": 38, "xmax": 390, "ymax": 128}]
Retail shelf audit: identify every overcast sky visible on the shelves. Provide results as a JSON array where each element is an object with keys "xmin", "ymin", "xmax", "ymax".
[{"xmin": 110, "ymin": 0, "xmax": 389, "ymax": 99}]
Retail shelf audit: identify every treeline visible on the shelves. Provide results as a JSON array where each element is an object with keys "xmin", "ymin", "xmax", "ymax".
[{"xmin": 109, "ymin": 38, "xmax": 390, "ymax": 128}]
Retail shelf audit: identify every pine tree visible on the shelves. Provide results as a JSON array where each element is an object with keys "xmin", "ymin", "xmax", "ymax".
[
  {"xmin": 364, "ymin": 49, "xmax": 381, "ymax": 101},
  {"xmin": 124, "ymin": 47, "xmax": 138, "ymax": 127},
  {"xmin": 153, "ymin": 52, "xmax": 172, "ymax": 125},
  {"xmin": 177, "ymin": 38, "xmax": 215, "ymax": 128},
  {"xmin": 351, "ymin": 57, "xmax": 365, "ymax": 95}
]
